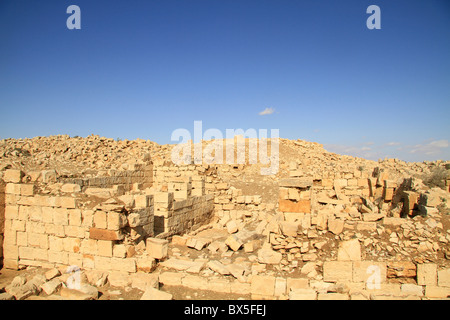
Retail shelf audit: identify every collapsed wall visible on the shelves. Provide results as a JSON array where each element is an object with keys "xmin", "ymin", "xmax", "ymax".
[{"xmin": 281, "ymin": 162, "xmax": 448, "ymax": 222}]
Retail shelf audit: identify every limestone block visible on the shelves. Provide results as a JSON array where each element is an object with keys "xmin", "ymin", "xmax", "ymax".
[
  {"xmin": 328, "ymin": 219, "xmax": 344, "ymax": 235},
  {"xmin": 89, "ymin": 227, "xmax": 123, "ymax": 241},
  {"xmin": 337, "ymin": 239, "xmax": 361, "ymax": 261},
  {"xmin": 93, "ymin": 211, "xmax": 107, "ymax": 229},
  {"xmin": 317, "ymin": 293, "xmax": 349, "ymax": 300},
  {"xmin": 352, "ymin": 261, "xmax": 387, "ymax": 285},
  {"xmin": 289, "ymin": 288, "xmax": 317, "ymax": 300},
  {"xmin": 286, "ymin": 278, "xmax": 309, "ymax": 291},
  {"xmin": 68, "ymin": 209, "xmax": 82, "ymax": 226},
  {"xmin": 181, "ymin": 275, "xmax": 209, "ymax": 290},
  {"xmin": 251, "ymin": 275, "xmax": 275, "ymax": 297},
  {"xmin": 323, "ymin": 261, "xmax": 353, "ymax": 282},
  {"xmin": 425, "ymin": 286, "xmax": 450, "ymax": 299},
  {"xmin": 111, "ymin": 257, "xmax": 136, "ymax": 273},
  {"xmin": 401, "ymin": 284, "xmax": 424, "ymax": 297},
  {"xmin": 438, "ymin": 268, "xmax": 450, "ymax": 287},
  {"xmin": 278, "ymin": 199, "xmax": 311, "ymax": 213},
  {"xmin": 3, "ymin": 170, "xmax": 24, "ymax": 183},
  {"xmin": 61, "ymin": 184, "xmax": 81, "ymax": 193},
  {"xmin": 387, "ymin": 261, "xmax": 416, "ymax": 278},
  {"xmin": 158, "ymin": 272, "xmax": 184, "ymax": 286},
  {"xmin": 279, "ymin": 178, "xmax": 313, "ymax": 188},
  {"xmin": 97, "ymin": 240, "xmax": 113, "ymax": 257},
  {"xmin": 107, "ymin": 211, "xmax": 127, "ymax": 230},
  {"xmin": 146, "ymin": 238, "xmax": 168, "ymax": 260},
  {"xmin": 136, "ymin": 256, "xmax": 156, "ymax": 273},
  {"xmin": 417, "ymin": 263, "xmax": 437, "ymax": 286},
  {"xmin": 140, "ymin": 287, "xmax": 172, "ymax": 300}
]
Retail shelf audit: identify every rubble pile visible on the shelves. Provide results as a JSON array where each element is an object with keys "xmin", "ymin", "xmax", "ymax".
[{"xmin": 0, "ymin": 135, "xmax": 449, "ymax": 300}]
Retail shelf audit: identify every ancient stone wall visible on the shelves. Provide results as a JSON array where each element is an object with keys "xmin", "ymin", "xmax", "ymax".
[
  {"xmin": 152, "ymin": 161, "xmax": 216, "ymax": 194},
  {"xmin": 1, "ymin": 167, "xmax": 215, "ymax": 273},
  {"xmin": 1, "ymin": 180, "xmax": 154, "ymax": 272},
  {"xmin": 153, "ymin": 192, "xmax": 214, "ymax": 237},
  {"xmin": 61, "ymin": 162, "xmax": 154, "ymax": 193},
  {"xmin": 157, "ymin": 260, "xmax": 450, "ymax": 299}
]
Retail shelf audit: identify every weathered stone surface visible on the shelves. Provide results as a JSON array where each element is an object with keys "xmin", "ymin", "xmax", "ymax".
[
  {"xmin": 84, "ymin": 270, "xmax": 108, "ymax": 287},
  {"xmin": 107, "ymin": 271, "xmax": 132, "ymax": 287},
  {"xmin": 370, "ymin": 293, "xmax": 421, "ymax": 300},
  {"xmin": 131, "ymin": 273, "xmax": 159, "ymax": 291},
  {"xmin": 317, "ymin": 293, "xmax": 349, "ymax": 300},
  {"xmin": 0, "ymin": 292, "xmax": 15, "ymax": 300},
  {"xmin": 251, "ymin": 275, "xmax": 275, "ymax": 297},
  {"xmin": 353, "ymin": 261, "xmax": 387, "ymax": 286},
  {"xmin": 160, "ymin": 258, "xmax": 205, "ymax": 273},
  {"xmin": 438, "ymin": 268, "xmax": 450, "ymax": 287},
  {"xmin": 146, "ymin": 238, "xmax": 168, "ymax": 260},
  {"xmin": 286, "ymin": 278, "xmax": 309, "ymax": 291},
  {"xmin": 136, "ymin": 256, "xmax": 156, "ymax": 273},
  {"xmin": 279, "ymin": 178, "xmax": 313, "ymax": 189},
  {"xmin": 181, "ymin": 275, "xmax": 209, "ymax": 290},
  {"xmin": 278, "ymin": 199, "xmax": 311, "ymax": 213},
  {"xmin": 3, "ymin": 170, "xmax": 24, "ymax": 183},
  {"xmin": 60, "ymin": 285, "xmax": 98, "ymax": 300},
  {"xmin": 89, "ymin": 227, "xmax": 123, "ymax": 241},
  {"xmin": 207, "ymin": 260, "xmax": 230, "ymax": 275},
  {"xmin": 323, "ymin": 261, "xmax": 353, "ymax": 282},
  {"xmin": 387, "ymin": 261, "xmax": 416, "ymax": 278},
  {"xmin": 61, "ymin": 184, "xmax": 81, "ymax": 193},
  {"xmin": 40, "ymin": 278, "xmax": 62, "ymax": 295},
  {"xmin": 279, "ymin": 221, "xmax": 300, "ymax": 237},
  {"xmin": 383, "ymin": 217, "xmax": 405, "ymax": 226},
  {"xmin": 225, "ymin": 234, "xmax": 243, "ymax": 252},
  {"xmin": 362, "ymin": 213, "xmax": 384, "ymax": 222},
  {"xmin": 158, "ymin": 272, "xmax": 184, "ymax": 286},
  {"xmin": 226, "ymin": 220, "xmax": 238, "ymax": 234},
  {"xmin": 417, "ymin": 263, "xmax": 437, "ymax": 286},
  {"xmin": 356, "ymin": 221, "xmax": 377, "ymax": 231},
  {"xmin": 289, "ymin": 288, "xmax": 317, "ymax": 300},
  {"xmin": 257, "ymin": 243, "xmax": 282, "ymax": 265},
  {"xmin": 425, "ymin": 286, "xmax": 450, "ymax": 299},
  {"xmin": 401, "ymin": 284, "xmax": 423, "ymax": 297},
  {"xmin": 328, "ymin": 219, "xmax": 344, "ymax": 235},
  {"xmin": 5, "ymin": 280, "xmax": 39, "ymax": 300}
]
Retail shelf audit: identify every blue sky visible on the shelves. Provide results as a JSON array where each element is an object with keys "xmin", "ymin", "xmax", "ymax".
[{"xmin": 0, "ymin": 0, "xmax": 449, "ymax": 162}]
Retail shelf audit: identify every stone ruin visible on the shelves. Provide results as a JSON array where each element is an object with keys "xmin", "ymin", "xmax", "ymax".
[{"xmin": 0, "ymin": 135, "xmax": 449, "ymax": 300}]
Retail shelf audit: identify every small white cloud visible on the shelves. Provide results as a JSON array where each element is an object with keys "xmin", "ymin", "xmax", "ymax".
[
  {"xmin": 429, "ymin": 140, "xmax": 449, "ymax": 148},
  {"xmin": 386, "ymin": 142, "xmax": 401, "ymax": 146},
  {"xmin": 259, "ymin": 107, "xmax": 275, "ymax": 116},
  {"xmin": 324, "ymin": 144, "xmax": 378, "ymax": 160},
  {"xmin": 409, "ymin": 139, "xmax": 449, "ymax": 155}
]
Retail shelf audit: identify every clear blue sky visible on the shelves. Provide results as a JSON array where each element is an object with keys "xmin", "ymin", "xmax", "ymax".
[{"xmin": 1, "ymin": 0, "xmax": 449, "ymax": 162}]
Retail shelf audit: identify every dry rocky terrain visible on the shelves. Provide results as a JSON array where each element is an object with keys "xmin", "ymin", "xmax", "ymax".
[{"xmin": 0, "ymin": 135, "xmax": 449, "ymax": 300}]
